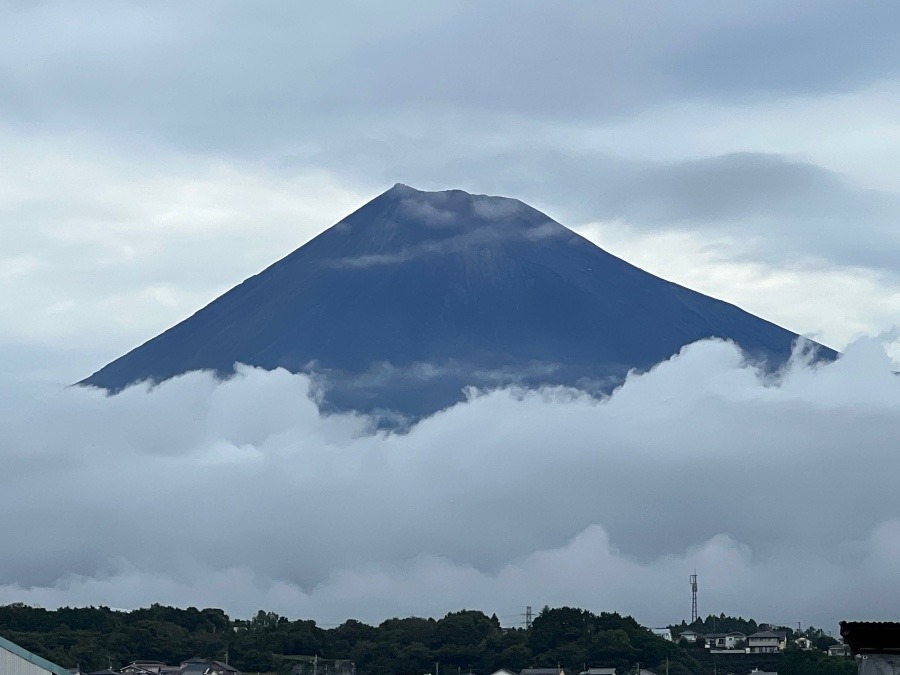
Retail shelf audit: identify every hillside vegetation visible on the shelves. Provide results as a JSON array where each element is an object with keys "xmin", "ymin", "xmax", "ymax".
[{"xmin": 0, "ymin": 604, "xmax": 853, "ymax": 675}]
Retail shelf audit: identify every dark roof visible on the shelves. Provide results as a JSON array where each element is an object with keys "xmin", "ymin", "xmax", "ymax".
[
  {"xmin": 179, "ymin": 666, "xmax": 207, "ymax": 675},
  {"xmin": 520, "ymin": 669, "xmax": 562, "ymax": 675},
  {"xmin": 749, "ymin": 631, "xmax": 786, "ymax": 639},
  {"xmin": 841, "ymin": 621, "xmax": 900, "ymax": 654},
  {"xmin": 124, "ymin": 664, "xmax": 168, "ymax": 672},
  {"xmin": 88, "ymin": 671, "xmax": 122, "ymax": 675}
]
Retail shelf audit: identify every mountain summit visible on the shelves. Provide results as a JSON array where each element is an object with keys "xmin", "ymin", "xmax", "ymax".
[{"xmin": 82, "ymin": 184, "xmax": 832, "ymax": 418}]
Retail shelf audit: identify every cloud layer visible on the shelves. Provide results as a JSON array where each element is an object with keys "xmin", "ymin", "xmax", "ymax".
[
  {"xmin": 2, "ymin": 336, "xmax": 899, "ymax": 630},
  {"xmin": 2, "ymin": 2, "xmax": 900, "ymax": 639},
  {"xmin": 5, "ymin": 3, "xmax": 900, "ymax": 145}
]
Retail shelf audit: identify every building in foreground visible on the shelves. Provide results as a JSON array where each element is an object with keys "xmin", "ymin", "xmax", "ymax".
[
  {"xmin": 841, "ymin": 621, "xmax": 900, "ymax": 674},
  {"xmin": 0, "ymin": 633, "xmax": 71, "ymax": 675}
]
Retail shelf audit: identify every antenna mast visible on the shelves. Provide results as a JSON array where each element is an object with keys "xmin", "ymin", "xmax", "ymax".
[{"xmin": 690, "ymin": 572, "xmax": 698, "ymax": 623}]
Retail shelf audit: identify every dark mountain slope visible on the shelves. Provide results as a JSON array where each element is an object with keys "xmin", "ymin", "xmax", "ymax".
[{"xmin": 81, "ymin": 184, "xmax": 833, "ymax": 418}]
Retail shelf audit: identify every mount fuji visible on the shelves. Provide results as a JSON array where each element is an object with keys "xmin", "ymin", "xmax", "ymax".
[{"xmin": 81, "ymin": 184, "xmax": 834, "ymax": 420}]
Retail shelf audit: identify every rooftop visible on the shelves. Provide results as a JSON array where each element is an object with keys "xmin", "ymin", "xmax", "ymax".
[
  {"xmin": 749, "ymin": 630, "xmax": 786, "ymax": 638},
  {"xmin": 841, "ymin": 621, "xmax": 900, "ymax": 654},
  {"xmin": 0, "ymin": 633, "xmax": 72, "ymax": 675}
]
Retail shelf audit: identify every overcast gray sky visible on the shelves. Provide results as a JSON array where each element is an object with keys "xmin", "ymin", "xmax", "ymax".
[{"xmin": 1, "ymin": 1, "xmax": 900, "ymax": 631}]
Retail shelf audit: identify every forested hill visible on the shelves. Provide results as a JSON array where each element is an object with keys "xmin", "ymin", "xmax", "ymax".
[
  {"xmin": 0, "ymin": 604, "xmax": 854, "ymax": 675},
  {"xmin": 0, "ymin": 604, "xmax": 695, "ymax": 675}
]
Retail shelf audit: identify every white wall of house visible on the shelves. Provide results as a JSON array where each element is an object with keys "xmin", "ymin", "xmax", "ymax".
[{"xmin": 748, "ymin": 637, "xmax": 782, "ymax": 653}]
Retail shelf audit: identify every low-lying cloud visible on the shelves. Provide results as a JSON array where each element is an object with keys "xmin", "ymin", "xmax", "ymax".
[{"xmin": 1, "ymin": 336, "xmax": 899, "ymax": 630}]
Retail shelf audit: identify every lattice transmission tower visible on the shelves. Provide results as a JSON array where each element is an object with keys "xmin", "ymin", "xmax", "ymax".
[{"xmin": 690, "ymin": 572, "xmax": 698, "ymax": 623}]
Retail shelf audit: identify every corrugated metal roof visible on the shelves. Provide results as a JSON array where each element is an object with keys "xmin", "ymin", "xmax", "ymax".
[{"xmin": 841, "ymin": 621, "xmax": 900, "ymax": 654}]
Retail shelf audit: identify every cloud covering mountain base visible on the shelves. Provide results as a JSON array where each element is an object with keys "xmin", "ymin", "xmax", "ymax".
[{"xmin": 2, "ymin": 336, "xmax": 899, "ymax": 628}]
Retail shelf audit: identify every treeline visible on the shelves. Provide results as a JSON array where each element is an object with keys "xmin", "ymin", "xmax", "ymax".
[
  {"xmin": 671, "ymin": 614, "xmax": 763, "ymax": 638},
  {"xmin": 0, "ymin": 604, "xmax": 854, "ymax": 675},
  {"xmin": 0, "ymin": 604, "xmax": 698, "ymax": 675}
]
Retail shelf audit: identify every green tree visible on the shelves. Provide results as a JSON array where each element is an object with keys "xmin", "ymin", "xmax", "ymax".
[{"xmin": 781, "ymin": 649, "xmax": 856, "ymax": 675}]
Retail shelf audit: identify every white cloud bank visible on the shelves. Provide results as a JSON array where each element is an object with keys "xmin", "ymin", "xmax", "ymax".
[
  {"xmin": 574, "ymin": 221, "xmax": 900, "ymax": 351},
  {"xmin": 1, "ymin": 335, "xmax": 899, "ymax": 631},
  {"xmin": 0, "ymin": 124, "xmax": 367, "ymax": 366}
]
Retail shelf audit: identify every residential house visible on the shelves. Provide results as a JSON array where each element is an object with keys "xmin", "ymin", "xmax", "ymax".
[
  {"xmin": 793, "ymin": 637, "xmax": 813, "ymax": 650},
  {"xmin": 490, "ymin": 669, "xmax": 519, "ymax": 675},
  {"xmin": 651, "ymin": 628, "xmax": 673, "ymax": 641},
  {"xmin": 520, "ymin": 668, "xmax": 565, "ymax": 675},
  {"xmin": 0, "ymin": 633, "xmax": 71, "ymax": 675},
  {"xmin": 677, "ymin": 630, "xmax": 700, "ymax": 643},
  {"xmin": 747, "ymin": 631, "xmax": 787, "ymax": 654},
  {"xmin": 579, "ymin": 669, "xmax": 616, "ymax": 675},
  {"xmin": 828, "ymin": 644, "xmax": 851, "ymax": 657},
  {"xmin": 122, "ymin": 663, "xmax": 168, "ymax": 675},
  {"xmin": 178, "ymin": 658, "xmax": 209, "ymax": 675},
  {"xmin": 205, "ymin": 661, "xmax": 241, "ymax": 675},
  {"xmin": 704, "ymin": 632, "xmax": 746, "ymax": 650}
]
